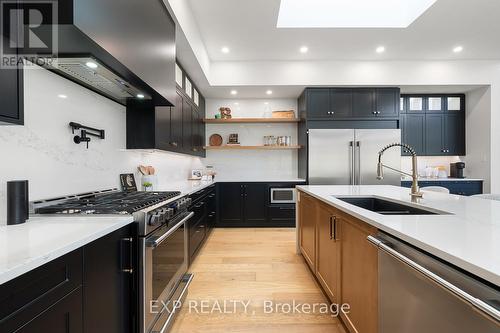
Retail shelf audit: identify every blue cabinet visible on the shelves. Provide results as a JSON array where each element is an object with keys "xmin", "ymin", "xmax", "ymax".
[
  {"xmin": 401, "ymin": 180, "xmax": 483, "ymax": 196},
  {"xmin": 401, "ymin": 94, "xmax": 465, "ymax": 156}
]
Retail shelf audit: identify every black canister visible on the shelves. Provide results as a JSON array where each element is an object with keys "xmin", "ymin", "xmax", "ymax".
[{"xmin": 7, "ymin": 180, "xmax": 29, "ymax": 225}]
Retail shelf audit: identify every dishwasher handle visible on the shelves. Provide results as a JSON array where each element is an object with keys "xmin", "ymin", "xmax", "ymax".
[{"xmin": 367, "ymin": 235, "xmax": 500, "ymax": 323}]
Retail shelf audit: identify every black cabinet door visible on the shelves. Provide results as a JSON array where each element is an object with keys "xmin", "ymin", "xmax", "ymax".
[
  {"xmin": 243, "ymin": 184, "xmax": 268, "ymax": 226},
  {"xmin": 155, "ymin": 106, "xmax": 171, "ymax": 151},
  {"xmin": 191, "ymin": 108, "xmax": 202, "ymax": 155},
  {"xmin": 182, "ymin": 99, "xmax": 193, "ymax": 153},
  {"xmin": 444, "ymin": 113, "xmax": 465, "ymax": 155},
  {"xmin": 83, "ymin": 225, "xmax": 135, "ymax": 333},
  {"xmin": 169, "ymin": 91, "xmax": 183, "ymax": 151},
  {"xmin": 218, "ymin": 183, "xmax": 244, "ymax": 226},
  {"xmin": 375, "ymin": 88, "xmax": 399, "ymax": 118},
  {"xmin": 14, "ymin": 288, "xmax": 83, "ymax": 333},
  {"xmin": 402, "ymin": 114, "xmax": 425, "ymax": 156},
  {"xmin": 307, "ymin": 88, "xmax": 331, "ymax": 118},
  {"xmin": 425, "ymin": 114, "xmax": 445, "ymax": 155},
  {"xmin": 330, "ymin": 88, "xmax": 352, "ymax": 118},
  {"xmin": 352, "ymin": 89, "xmax": 375, "ymax": 118}
]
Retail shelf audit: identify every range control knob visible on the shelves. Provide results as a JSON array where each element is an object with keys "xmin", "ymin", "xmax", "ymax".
[
  {"xmin": 149, "ymin": 213, "xmax": 161, "ymax": 226},
  {"xmin": 166, "ymin": 208, "xmax": 174, "ymax": 219}
]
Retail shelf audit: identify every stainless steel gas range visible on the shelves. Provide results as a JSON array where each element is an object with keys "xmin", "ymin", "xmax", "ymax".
[{"xmin": 32, "ymin": 189, "xmax": 195, "ymax": 333}]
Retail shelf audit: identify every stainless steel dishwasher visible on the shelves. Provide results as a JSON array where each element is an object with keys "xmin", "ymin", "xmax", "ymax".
[{"xmin": 368, "ymin": 233, "xmax": 500, "ymax": 333}]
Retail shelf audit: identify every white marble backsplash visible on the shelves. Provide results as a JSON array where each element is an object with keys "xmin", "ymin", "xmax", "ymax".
[{"xmin": 0, "ymin": 65, "xmax": 203, "ymax": 224}]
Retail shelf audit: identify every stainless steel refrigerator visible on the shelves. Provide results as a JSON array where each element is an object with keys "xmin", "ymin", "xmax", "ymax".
[{"xmin": 308, "ymin": 129, "xmax": 401, "ymax": 185}]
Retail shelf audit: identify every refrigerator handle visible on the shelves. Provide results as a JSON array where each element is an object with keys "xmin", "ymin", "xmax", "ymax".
[
  {"xmin": 349, "ymin": 141, "xmax": 354, "ymax": 185},
  {"xmin": 356, "ymin": 141, "xmax": 361, "ymax": 185}
]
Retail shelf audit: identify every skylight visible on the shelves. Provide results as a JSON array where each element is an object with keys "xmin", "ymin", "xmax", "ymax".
[{"xmin": 277, "ymin": 0, "xmax": 437, "ymax": 28}]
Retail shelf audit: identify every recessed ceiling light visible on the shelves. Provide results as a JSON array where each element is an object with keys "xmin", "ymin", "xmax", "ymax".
[
  {"xmin": 230, "ymin": 90, "xmax": 238, "ymax": 95},
  {"xmin": 300, "ymin": 46, "xmax": 308, "ymax": 53},
  {"xmin": 137, "ymin": 94, "xmax": 145, "ymax": 99},
  {"xmin": 57, "ymin": 94, "xmax": 67, "ymax": 99},
  {"xmin": 376, "ymin": 46, "xmax": 385, "ymax": 53},
  {"xmin": 85, "ymin": 61, "xmax": 98, "ymax": 69},
  {"xmin": 264, "ymin": 102, "xmax": 269, "ymax": 105},
  {"xmin": 221, "ymin": 46, "xmax": 230, "ymax": 54},
  {"xmin": 277, "ymin": 0, "xmax": 437, "ymax": 28},
  {"xmin": 266, "ymin": 90, "xmax": 273, "ymax": 95},
  {"xmin": 453, "ymin": 46, "xmax": 463, "ymax": 53},
  {"xmin": 234, "ymin": 102, "xmax": 239, "ymax": 105}
]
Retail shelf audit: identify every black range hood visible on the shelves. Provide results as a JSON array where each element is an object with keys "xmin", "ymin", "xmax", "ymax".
[{"xmin": 25, "ymin": 0, "xmax": 175, "ymax": 106}]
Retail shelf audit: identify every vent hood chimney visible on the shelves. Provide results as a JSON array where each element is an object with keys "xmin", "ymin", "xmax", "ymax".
[{"xmin": 23, "ymin": 0, "xmax": 175, "ymax": 106}]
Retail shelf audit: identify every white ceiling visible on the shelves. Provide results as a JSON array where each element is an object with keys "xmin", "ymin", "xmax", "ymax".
[{"xmin": 188, "ymin": 0, "xmax": 500, "ymax": 62}]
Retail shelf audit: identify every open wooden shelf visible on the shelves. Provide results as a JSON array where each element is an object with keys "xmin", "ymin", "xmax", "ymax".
[
  {"xmin": 203, "ymin": 118, "xmax": 300, "ymax": 124},
  {"xmin": 203, "ymin": 145, "xmax": 302, "ymax": 150}
]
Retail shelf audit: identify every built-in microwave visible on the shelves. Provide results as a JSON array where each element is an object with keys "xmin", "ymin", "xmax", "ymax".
[{"xmin": 270, "ymin": 188, "xmax": 296, "ymax": 204}]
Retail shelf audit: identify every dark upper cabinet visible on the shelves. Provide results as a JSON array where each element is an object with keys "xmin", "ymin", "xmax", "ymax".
[
  {"xmin": 0, "ymin": 66, "xmax": 23, "ymax": 125},
  {"xmin": 83, "ymin": 225, "xmax": 135, "ymax": 333},
  {"xmin": 401, "ymin": 114, "xmax": 425, "ymax": 156},
  {"xmin": 330, "ymin": 88, "xmax": 352, "ymax": 118},
  {"xmin": 74, "ymin": 0, "xmax": 176, "ymax": 105},
  {"xmin": 444, "ymin": 113, "xmax": 465, "ymax": 156},
  {"xmin": 182, "ymin": 98, "xmax": 193, "ymax": 153},
  {"xmin": 352, "ymin": 89, "xmax": 375, "ymax": 118},
  {"xmin": 400, "ymin": 94, "xmax": 466, "ymax": 156},
  {"xmin": 425, "ymin": 113, "xmax": 445, "ymax": 155},
  {"xmin": 0, "ymin": 12, "xmax": 23, "ymax": 125},
  {"xmin": 127, "ymin": 80, "xmax": 206, "ymax": 157},
  {"xmin": 303, "ymin": 87, "xmax": 399, "ymax": 120},
  {"xmin": 307, "ymin": 88, "xmax": 331, "ymax": 118},
  {"xmin": 375, "ymin": 88, "xmax": 399, "ymax": 117},
  {"xmin": 170, "ymin": 91, "xmax": 184, "ymax": 151}
]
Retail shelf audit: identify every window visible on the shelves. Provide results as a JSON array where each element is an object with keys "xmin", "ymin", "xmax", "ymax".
[
  {"xmin": 447, "ymin": 97, "xmax": 461, "ymax": 111},
  {"xmin": 400, "ymin": 97, "xmax": 405, "ymax": 111},
  {"xmin": 175, "ymin": 63, "xmax": 183, "ymax": 88},
  {"xmin": 185, "ymin": 78, "xmax": 192, "ymax": 98},
  {"xmin": 194, "ymin": 89, "xmax": 199, "ymax": 106},
  {"xmin": 409, "ymin": 97, "xmax": 423, "ymax": 111},
  {"xmin": 427, "ymin": 97, "xmax": 442, "ymax": 111}
]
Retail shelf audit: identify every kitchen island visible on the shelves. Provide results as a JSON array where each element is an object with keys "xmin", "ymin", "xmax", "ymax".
[{"xmin": 296, "ymin": 185, "xmax": 500, "ymax": 333}]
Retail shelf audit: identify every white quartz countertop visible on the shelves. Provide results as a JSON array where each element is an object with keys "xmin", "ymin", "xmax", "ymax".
[
  {"xmin": 296, "ymin": 185, "xmax": 500, "ymax": 286},
  {"xmin": 0, "ymin": 215, "xmax": 134, "ymax": 285},
  {"xmin": 401, "ymin": 177, "xmax": 484, "ymax": 182}
]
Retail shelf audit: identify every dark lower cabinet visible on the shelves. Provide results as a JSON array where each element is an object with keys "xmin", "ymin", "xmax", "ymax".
[
  {"xmin": 401, "ymin": 180, "xmax": 483, "ymax": 196},
  {"xmin": 83, "ymin": 225, "xmax": 136, "ymax": 333},
  {"xmin": 217, "ymin": 182, "xmax": 302, "ymax": 227},
  {"xmin": 15, "ymin": 288, "xmax": 83, "ymax": 333},
  {"xmin": 244, "ymin": 183, "xmax": 269, "ymax": 226},
  {"xmin": 188, "ymin": 185, "xmax": 216, "ymax": 263},
  {"xmin": 0, "ymin": 225, "xmax": 136, "ymax": 333},
  {"xmin": 218, "ymin": 183, "xmax": 245, "ymax": 226}
]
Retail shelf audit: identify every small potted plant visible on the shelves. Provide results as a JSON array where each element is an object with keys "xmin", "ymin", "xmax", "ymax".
[{"xmin": 143, "ymin": 181, "xmax": 153, "ymax": 192}]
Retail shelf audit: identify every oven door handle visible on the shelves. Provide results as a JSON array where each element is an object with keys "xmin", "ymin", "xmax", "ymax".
[{"xmin": 147, "ymin": 212, "xmax": 194, "ymax": 248}]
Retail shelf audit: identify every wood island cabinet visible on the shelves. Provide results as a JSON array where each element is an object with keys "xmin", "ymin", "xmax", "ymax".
[
  {"xmin": 297, "ymin": 190, "xmax": 378, "ymax": 333},
  {"xmin": 298, "ymin": 192, "xmax": 317, "ymax": 271},
  {"xmin": 315, "ymin": 202, "xmax": 341, "ymax": 304},
  {"xmin": 339, "ymin": 212, "xmax": 378, "ymax": 333}
]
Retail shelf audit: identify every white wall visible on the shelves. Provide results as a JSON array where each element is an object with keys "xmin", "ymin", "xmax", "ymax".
[
  {"xmin": 0, "ymin": 66, "xmax": 204, "ymax": 224},
  {"xmin": 464, "ymin": 87, "xmax": 492, "ymax": 192},
  {"xmin": 203, "ymin": 98, "xmax": 299, "ymax": 180}
]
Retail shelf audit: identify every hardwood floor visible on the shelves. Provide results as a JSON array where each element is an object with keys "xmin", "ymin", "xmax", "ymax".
[{"xmin": 171, "ymin": 228, "xmax": 346, "ymax": 333}]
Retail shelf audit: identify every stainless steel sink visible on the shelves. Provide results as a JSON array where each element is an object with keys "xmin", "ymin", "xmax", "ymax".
[{"xmin": 335, "ymin": 197, "xmax": 446, "ymax": 215}]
